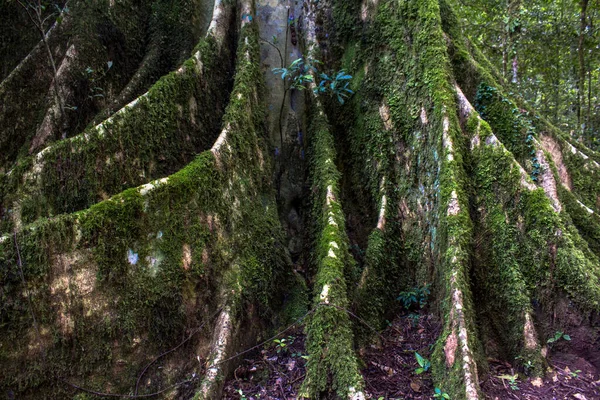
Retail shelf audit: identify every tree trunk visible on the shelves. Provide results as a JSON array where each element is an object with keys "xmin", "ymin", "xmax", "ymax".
[{"xmin": 1, "ymin": 0, "xmax": 599, "ymax": 399}]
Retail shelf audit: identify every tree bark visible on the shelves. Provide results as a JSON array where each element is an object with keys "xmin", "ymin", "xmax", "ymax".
[{"xmin": 1, "ymin": 1, "xmax": 599, "ymax": 399}]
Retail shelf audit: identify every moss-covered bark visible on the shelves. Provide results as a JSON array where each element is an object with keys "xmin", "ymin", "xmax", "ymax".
[
  {"xmin": 1, "ymin": 2, "xmax": 287, "ymax": 398},
  {"xmin": 1, "ymin": 0, "xmax": 599, "ymax": 399},
  {"xmin": 0, "ymin": 3, "xmax": 234, "ymax": 234},
  {"xmin": 300, "ymin": 101, "xmax": 364, "ymax": 399},
  {"xmin": 322, "ymin": 0, "xmax": 600, "ymax": 398},
  {"xmin": 0, "ymin": 0, "xmax": 210, "ymax": 170}
]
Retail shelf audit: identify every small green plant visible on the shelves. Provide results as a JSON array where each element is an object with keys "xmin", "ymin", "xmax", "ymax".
[
  {"xmin": 272, "ymin": 58, "xmax": 317, "ymax": 90},
  {"xmin": 569, "ymin": 369, "xmax": 582, "ymax": 378},
  {"xmin": 273, "ymin": 338, "xmax": 288, "ymax": 353},
  {"xmin": 516, "ymin": 355, "xmax": 535, "ymax": 375},
  {"xmin": 291, "ymin": 351, "xmax": 309, "ymax": 360},
  {"xmin": 273, "ymin": 335, "xmax": 295, "ymax": 353},
  {"xmin": 523, "ymin": 360, "xmax": 534, "ymax": 374},
  {"xmin": 237, "ymin": 388, "xmax": 247, "ymax": 399},
  {"xmin": 314, "ymin": 70, "xmax": 354, "ymax": 104},
  {"xmin": 272, "ymin": 57, "xmax": 353, "ymax": 104},
  {"xmin": 397, "ymin": 284, "xmax": 430, "ymax": 310},
  {"xmin": 433, "ymin": 388, "xmax": 451, "ymax": 399},
  {"xmin": 84, "ymin": 61, "xmax": 113, "ymax": 101},
  {"xmin": 414, "ymin": 352, "xmax": 431, "ymax": 374},
  {"xmin": 408, "ymin": 313, "xmax": 420, "ymax": 327},
  {"xmin": 547, "ymin": 331, "xmax": 571, "ymax": 345},
  {"xmin": 497, "ymin": 374, "xmax": 519, "ymax": 390}
]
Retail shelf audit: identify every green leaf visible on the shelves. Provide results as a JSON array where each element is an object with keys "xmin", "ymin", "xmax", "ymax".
[{"xmin": 415, "ymin": 352, "xmax": 426, "ymax": 367}]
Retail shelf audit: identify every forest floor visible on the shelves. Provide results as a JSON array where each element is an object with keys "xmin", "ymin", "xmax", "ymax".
[
  {"xmin": 221, "ymin": 307, "xmax": 600, "ymax": 399},
  {"xmin": 481, "ymin": 350, "xmax": 600, "ymax": 400},
  {"xmin": 221, "ymin": 309, "xmax": 443, "ymax": 399},
  {"xmin": 221, "ymin": 327, "xmax": 307, "ymax": 399},
  {"xmin": 360, "ymin": 311, "xmax": 441, "ymax": 399}
]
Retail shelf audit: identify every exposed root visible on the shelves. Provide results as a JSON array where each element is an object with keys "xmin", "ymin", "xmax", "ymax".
[
  {"xmin": 195, "ymin": 307, "xmax": 238, "ymax": 400},
  {"xmin": 30, "ymin": 43, "xmax": 78, "ymax": 151}
]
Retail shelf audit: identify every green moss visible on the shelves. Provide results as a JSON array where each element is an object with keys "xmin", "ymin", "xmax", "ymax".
[
  {"xmin": 548, "ymin": 131, "xmax": 600, "ymax": 214},
  {"xmin": 1, "ymin": 15, "xmax": 289, "ymax": 398},
  {"xmin": 558, "ymin": 185, "xmax": 600, "ymax": 257},
  {"xmin": 467, "ymin": 136, "xmax": 547, "ymax": 372},
  {"xmin": 301, "ymin": 101, "xmax": 363, "ymax": 398},
  {"xmin": 327, "ymin": 0, "xmax": 484, "ymax": 397},
  {"xmin": 1, "ymin": 31, "xmax": 233, "ymax": 230}
]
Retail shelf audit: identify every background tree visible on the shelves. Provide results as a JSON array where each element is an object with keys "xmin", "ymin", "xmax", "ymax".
[{"xmin": 457, "ymin": 0, "xmax": 600, "ymax": 148}]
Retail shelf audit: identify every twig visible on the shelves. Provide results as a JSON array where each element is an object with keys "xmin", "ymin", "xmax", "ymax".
[
  {"xmin": 15, "ymin": 0, "xmax": 67, "ymax": 133},
  {"xmin": 326, "ymin": 304, "xmax": 387, "ymax": 342}
]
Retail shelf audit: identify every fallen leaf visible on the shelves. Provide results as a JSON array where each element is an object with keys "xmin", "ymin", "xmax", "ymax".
[
  {"xmin": 410, "ymin": 380, "xmax": 421, "ymax": 392},
  {"xmin": 531, "ymin": 377, "xmax": 543, "ymax": 387},
  {"xmin": 572, "ymin": 394, "xmax": 587, "ymax": 400},
  {"xmin": 286, "ymin": 359, "xmax": 296, "ymax": 371}
]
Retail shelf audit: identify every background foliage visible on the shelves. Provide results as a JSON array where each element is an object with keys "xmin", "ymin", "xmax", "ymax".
[{"xmin": 456, "ymin": 0, "xmax": 600, "ymax": 148}]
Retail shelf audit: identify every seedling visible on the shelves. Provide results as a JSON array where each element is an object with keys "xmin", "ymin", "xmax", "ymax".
[
  {"xmin": 547, "ymin": 331, "xmax": 571, "ymax": 345},
  {"xmin": 569, "ymin": 369, "xmax": 582, "ymax": 378},
  {"xmin": 497, "ymin": 374, "xmax": 519, "ymax": 391},
  {"xmin": 291, "ymin": 351, "xmax": 309, "ymax": 360},
  {"xmin": 414, "ymin": 352, "xmax": 430, "ymax": 374},
  {"xmin": 397, "ymin": 284, "xmax": 430, "ymax": 310},
  {"xmin": 273, "ymin": 338, "xmax": 288, "ymax": 353},
  {"xmin": 314, "ymin": 70, "xmax": 354, "ymax": 104},
  {"xmin": 272, "ymin": 58, "xmax": 317, "ymax": 91},
  {"xmin": 433, "ymin": 388, "xmax": 451, "ymax": 399},
  {"xmin": 272, "ymin": 58, "xmax": 353, "ymax": 104},
  {"xmin": 273, "ymin": 335, "xmax": 295, "ymax": 353}
]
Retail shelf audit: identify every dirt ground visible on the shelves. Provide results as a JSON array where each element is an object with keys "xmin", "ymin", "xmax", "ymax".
[{"xmin": 222, "ymin": 307, "xmax": 600, "ymax": 399}]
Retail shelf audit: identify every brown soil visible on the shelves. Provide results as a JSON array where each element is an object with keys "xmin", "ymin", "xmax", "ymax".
[
  {"xmin": 361, "ymin": 311, "xmax": 442, "ymax": 399},
  {"xmin": 481, "ymin": 351, "xmax": 600, "ymax": 400},
  {"xmin": 222, "ymin": 328, "xmax": 307, "ymax": 399}
]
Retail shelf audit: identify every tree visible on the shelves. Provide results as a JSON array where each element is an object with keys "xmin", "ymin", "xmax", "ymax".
[
  {"xmin": 0, "ymin": 0, "xmax": 599, "ymax": 399},
  {"xmin": 457, "ymin": 0, "xmax": 600, "ymax": 149}
]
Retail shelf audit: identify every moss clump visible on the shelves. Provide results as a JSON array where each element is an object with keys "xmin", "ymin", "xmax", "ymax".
[
  {"xmin": 0, "ymin": 29, "xmax": 234, "ymax": 232},
  {"xmin": 326, "ymin": 0, "xmax": 484, "ymax": 397},
  {"xmin": 0, "ymin": 12, "xmax": 289, "ymax": 399},
  {"xmin": 301, "ymin": 101, "xmax": 363, "ymax": 399}
]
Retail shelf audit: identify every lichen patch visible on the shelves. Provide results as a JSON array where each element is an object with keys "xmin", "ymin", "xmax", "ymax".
[
  {"xmin": 379, "ymin": 102, "xmax": 393, "ymax": 131},
  {"xmin": 539, "ymin": 134, "xmax": 572, "ymax": 190},
  {"xmin": 444, "ymin": 329, "xmax": 458, "ymax": 367},
  {"xmin": 523, "ymin": 313, "xmax": 539, "ymax": 350}
]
